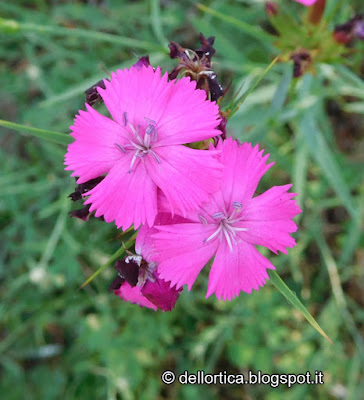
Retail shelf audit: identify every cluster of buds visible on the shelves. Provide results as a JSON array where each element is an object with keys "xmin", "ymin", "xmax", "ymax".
[
  {"xmin": 168, "ymin": 33, "xmax": 224, "ymax": 102},
  {"xmin": 265, "ymin": 1, "xmax": 364, "ymax": 78}
]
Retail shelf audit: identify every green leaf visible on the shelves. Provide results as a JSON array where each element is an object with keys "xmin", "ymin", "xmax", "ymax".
[
  {"xmin": 0, "ymin": 17, "xmax": 166, "ymax": 52},
  {"xmin": 196, "ymin": 3, "xmax": 273, "ymax": 45},
  {"xmin": 0, "ymin": 119, "xmax": 72, "ymax": 145},
  {"xmin": 227, "ymin": 54, "xmax": 281, "ymax": 118},
  {"xmin": 269, "ymin": 270, "xmax": 332, "ymax": 343},
  {"xmin": 298, "ymin": 115, "xmax": 358, "ymax": 219},
  {"xmin": 270, "ymin": 63, "xmax": 292, "ymax": 114}
]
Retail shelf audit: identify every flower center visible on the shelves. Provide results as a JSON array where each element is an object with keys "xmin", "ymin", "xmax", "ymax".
[
  {"xmin": 114, "ymin": 113, "xmax": 161, "ymax": 173},
  {"xmin": 202, "ymin": 202, "xmax": 248, "ymax": 252}
]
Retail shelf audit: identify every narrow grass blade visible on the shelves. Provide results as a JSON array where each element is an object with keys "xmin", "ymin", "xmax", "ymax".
[
  {"xmin": 79, "ymin": 232, "xmax": 137, "ymax": 290},
  {"xmin": 269, "ymin": 270, "xmax": 332, "ymax": 343},
  {"xmin": 298, "ymin": 116, "xmax": 358, "ymax": 219},
  {"xmin": 227, "ymin": 54, "xmax": 281, "ymax": 118},
  {"xmin": 150, "ymin": 0, "xmax": 168, "ymax": 48},
  {"xmin": 196, "ymin": 3, "xmax": 273, "ymax": 44},
  {"xmin": 0, "ymin": 17, "xmax": 166, "ymax": 53},
  {"xmin": 0, "ymin": 119, "xmax": 72, "ymax": 145}
]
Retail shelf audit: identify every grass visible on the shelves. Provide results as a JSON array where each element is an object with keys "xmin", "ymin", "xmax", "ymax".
[{"xmin": 0, "ymin": 1, "xmax": 363, "ymax": 399}]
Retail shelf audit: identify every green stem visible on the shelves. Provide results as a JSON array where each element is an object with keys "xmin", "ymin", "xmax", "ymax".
[
  {"xmin": 0, "ymin": 119, "xmax": 72, "ymax": 145},
  {"xmin": 79, "ymin": 232, "xmax": 138, "ymax": 290},
  {"xmin": 227, "ymin": 53, "xmax": 281, "ymax": 118}
]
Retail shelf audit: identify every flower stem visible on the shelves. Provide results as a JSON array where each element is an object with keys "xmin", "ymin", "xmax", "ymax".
[{"xmin": 79, "ymin": 232, "xmax": 138, "ymax": 290}]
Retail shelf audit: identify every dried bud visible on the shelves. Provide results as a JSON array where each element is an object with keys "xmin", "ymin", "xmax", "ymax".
[
  {"xmin": 195, "ymin": 33, "xmax": 216, "ymax": 64},
  {"xmin": 168, "ymin": 33, "xmax": 224, "ymax": 101},
  {"xmin": 290, "ymin": 49, "xmax": 312, "ymax": 78},
  {"xmin": 334, "ymin": 15, "xmax": 364, "ymax": 45},
  {"xmin": 68, "ymin": 177, "xmax": 104, "ymax": 221},
  {"xmin": 85, "ymin": 79, "xmax": 107, "ymax": 106},
  {"xmin": 112, "ymin": 253, "xmax": 182, "ymax": 311},
  {"xmin": 265, "ymin": 2, "xmax": 278, "ymax": 17},
  {"xmin": 212, "ymin": 116, "xmax": 228, "ymax": 146},
  {"xmin": 69, "ymin": 177, "xmax": 104, "ymax": 202},
  {"xmin": 70, "ymin": 206, "xmax": 92, "ymax": 221},
  {"xmin": 133, "ymin": 55, "xmax": 151, "ymax": 70}
]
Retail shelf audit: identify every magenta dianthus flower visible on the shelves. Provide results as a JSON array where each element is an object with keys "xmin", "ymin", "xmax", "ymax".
[
  {"xmin": 65, "ymin": 65, "xmax": 222, "ymax": 230},
  {"xmin": 151, "ymin": 138, "xmax": 302, "ymax": 301}
]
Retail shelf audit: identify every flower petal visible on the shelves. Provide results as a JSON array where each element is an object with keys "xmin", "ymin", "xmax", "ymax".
[
  {"xmin": 238, "ymin": 185, "xmax": 302, "ymax": 254},
  {"xmin": 142, "ymin": 275, "xmax": 182, "ymax": 311},
  {"xmin": 152, "ymin": 223, "xmax": 218, "ymax": 290},
  {"xmin": 65, "ymin": 104, "xmax": 129, "ymax": 183},
  {"xmin": 98, "ymin": 66, "xmax": 171, "ymax": 127},
  {"xmin": 145, "ymin": 145, "xmax": 222, "ymax": 216},
  {"xmin": 135, "ymin": 212, "xmax": 191, "ymax": 260},
  {"xmin": 85, "ymin": 158, "xmax": 158, "ymax": 230},
  {"xmin": 206, "ymin": 240, "xmax": 275, "ymax": 301},
  {"xmin": 155, "ymin": 76, "xmax": 221, "ymax": 146},
  {"xmin": 99, "ymin": 66, "xmax": 220, "ymax": 145},
  {"xmin": 220, "ymin": 138, "xmax": 274, "ymax": 211},
  {"xmin": 115, "ymin": 283, "xmax": 157, "ymax": 311}
]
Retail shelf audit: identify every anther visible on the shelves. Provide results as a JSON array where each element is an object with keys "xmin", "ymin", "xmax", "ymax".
[
  {"xmin": 198, "ymin": 214, "xmax": 208, "ymax": 226},
  {"xmin": 233, "ymin": 201, "xmax": 242, "ymax": 210},
  {"xmin": 114, "ymin": 143, "xmax": 126, "ymax": 153},
  {"xmin": 213, "ymin": 212, "xmax": 224, "ymax": 219},
  {"xmin": 145, "ymin": 124, "xmax": 155, "ymax": 136},
  {"xmin": 123, "ymin": 112, "xmax": 128, "ymax": 126},
  {"xmin": 144, "ymin": 117, "xmax": 156, "ymax": 124}
]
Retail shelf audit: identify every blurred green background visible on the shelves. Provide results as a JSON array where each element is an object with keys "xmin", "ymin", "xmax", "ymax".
[{"xmin": 1, "ymin": 0, "xmax": 363, "ymax": 399}]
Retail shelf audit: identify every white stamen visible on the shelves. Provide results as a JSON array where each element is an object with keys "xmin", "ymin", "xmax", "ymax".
[
  {"xmin": 128, "ymin": 122, "xmax": 137, "ymax": 136},
  {"xmin": 116, "ymin": 114, "xmax": 162, "ymax": 173},
  {"xmin": 150, "ymin": 150, "xmax": 161, "ymax": 164},
  {"xmin": 222, "ymin": 225, "xmax": 234, "ymax": 252},
  {"xmin": 202, "ymin": 201, "xmax": 249, "ymax": 251},
  {"xmin": 204, "ymin": 225, "xmax": 222, "ymax": 244},
  {"xmin": 128, "ymin": 150, "xmax": 140, "ymax": 173}
]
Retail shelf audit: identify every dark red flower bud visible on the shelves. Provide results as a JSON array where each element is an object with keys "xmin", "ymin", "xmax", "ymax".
[
  {"xmin": 290, "ymin": 49, "xmax": 312, "ymax": 78},
  {"xmin": 265, "ymin": 1, "xmax": 279, "ymax": 17},
  {"xmin": 85, "ymin": 79, "xmax": 107, "ymax": 106},
  {"xmin": 334, "ymin": 15, "xmax": 364, "ymax": 45}
]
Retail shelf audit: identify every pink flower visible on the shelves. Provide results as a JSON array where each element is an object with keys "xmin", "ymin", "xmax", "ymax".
[
  {"xmin": 65, "ymin": 65, "xmax": 222, "ymax": 230},
  {"xmin": 292, "ymin": 0, "xmax": 318, "ymax": 6},
  {"xmin": 112, "ymin": 214, "xmax": 184, "ymax": 311},
  {"xmin": 151, "ymin": 138, "xmax": 301, "ymax": 301}
]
